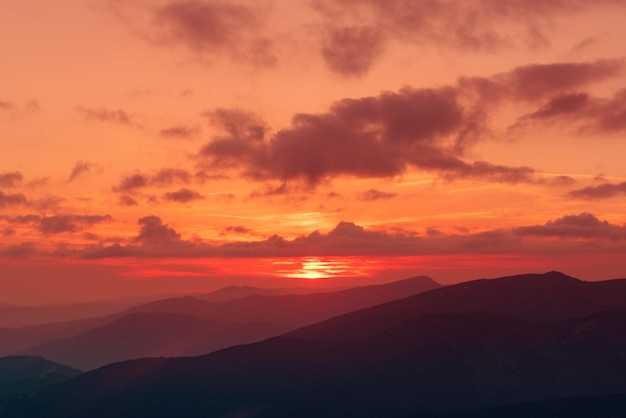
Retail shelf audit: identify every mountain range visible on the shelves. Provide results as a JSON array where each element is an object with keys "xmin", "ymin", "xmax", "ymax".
[
  {"xmin": 2, "ymin": 276, "xmax": 441, "ymax": 369},
  {"xmin": 2, "ymin": 271, "xmax": 626, "ymax": 417}
]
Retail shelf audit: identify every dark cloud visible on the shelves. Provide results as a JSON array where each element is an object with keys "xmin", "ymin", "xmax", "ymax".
[
  {"xmin": 0, "ymin": 215, "xmax": 41, "ymax": 225},
  {"xmin": 11, "ymin": 211, "xmax": 625, "ymax": 260},
  {"xmin": 321, "ymin": 26, "xmax": 385, "ymax": 77},
  {"xmin": 38, "ymin": 215, "xmax": 113, "ymax": 235},
  {"xmin": 515, "ymin": 213, "xmax": 626, "ymax": 241},
  {"xmin": 357, "ymin": 189, "xmax": 396, "ymax": 201},
  {"xmin": 115, "ymin": 173, "xmax": 148, "ymax": 193},
  {"xmin": 104, "ymin": 0, "xmax": 275, "ymax": 66},
  {"xmin": 134, "ymin": 215, "xmax": 181, "ymax": 243},
  {"xmin": 219, "ymin": 226, "xmax": 254, "ymax": 236},
  {"xmin": 527, "ymin": 93, "xmax": 590, "ymax": 119},
  {"xmin": 460, "ymin": 60, "xmax": 624, "ymax": 103},
  {"xmin": 590, "ymin": 89, "xmax": 626, "ymax": 133},
  {"xmin": 313, "ymin": 0, "xmax": 626, "ymax": 76},
  {"xmin": 569, "ymin": 181, "xmax": 626, "ymax": 200},
  {"xmin": 78, "ymin": 107, "xmax": 132, "ymax": 125},
  {"xmin": 159, "ymin": 125, "xmax": 200, "ymax": 138},
  {"xmin": 114, "ymin": 168, "xmax": 193, "ymax": 193},
  {"xmin": 0, "ymin": 190, "xmax": 28, "ymax": 208},
  {"xmin": 0, "ymin": 172, "xmax": 23, "ymax": 188},
  {"xmin": 68, "ymin": 161, "xmax": 100, "ymax": 182},
  {"xmin": 119, "ymin": 195, "xmax": 139, "ymax": 206},
  {"xmin": 513, "ymin": 88, "xmax": 626, "ymax": 134},
  {"xmin": 197, "ymin": 86, "xmax": 535, "ymax": 186},
  {"xmin": 152, "ymin": 168, "xmax": 193, "ymax": 186},
  {"xmin": 162, "ymin": 187, "xmax": 204, "ymax": 203},
  {"xmin": 0, "ymin": 242, "xmax": 40, "ymax": 258},
  {"xmin": 195, "ymin": 59, "xmax": 625, "ymax": 187}
]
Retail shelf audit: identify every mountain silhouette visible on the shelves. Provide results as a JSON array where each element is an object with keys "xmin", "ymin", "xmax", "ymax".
[
  {"xmin": 3, "ymin": 272, "xmax": 626, "ymax": 417},
  {"xmin": 19, "ymin": 313, "xmax": 290, "ymax": 370},
  {"xmin": 288, "ymin": 271, "xmax": 626, "ymax": 339},
  {"xmin": 1, "ymin": 276, "xmax": 440, "ymax": 364},
  {"xmin": 0, "ymin": 356, "xmax": 81, "ymax": 401},
  {"xmin": 194, "ymin": 285, "xmax": 323, "ymax": 302}
]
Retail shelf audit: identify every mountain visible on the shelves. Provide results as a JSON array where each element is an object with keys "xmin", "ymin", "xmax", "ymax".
[
  {"xmin": 424, "ymin": 393, "xmax": 626, "ymax": 418},
  {"xmin": 3, "ymin": 310, "xmax": 626, "ymax": 417},
  {"xmin": 0, "ymin": 294, "xmax": 181, "ymax": 328},
  {"xmin": 3, "ymin": 272, "xmax": 626, "ymax": 417},
  {"xmin": 19, "ymin": 313, "xmax": 290, "ymax": 370},
  {"xmin": 1, "ymin": 276, "xmax": 441, "ymax": 362},
  {"xmin": 0, "ymin": 356, "xmax": 81, "ymax": 401},
  {"xmin": 120, "ymin": 276, "xmax": 441, "ymax": 327},
  {"xmin": 288, "ymin": 271, "xmax": 626, "ymax": 339},
  {"xmin": 194, "ymin": 285, "xmax": 324, "ymax": 302}
]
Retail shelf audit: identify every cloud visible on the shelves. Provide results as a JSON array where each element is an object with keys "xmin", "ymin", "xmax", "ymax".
[
  {"xmin": 114, "ymin": 168, "xmax": 193, "ymax": 193},
  {"xmin": 513, "ymin": 88, "xmax": 626, "ymax": 134},
  {"xmin": 68, "ymin": 161, "xmax": 101, "ymax": 182},
  {"xmin": 357, "ymin": 189, "xmax": 396, "ymax": 201},
  {"xmin": 461, "ymin": 59, "xmax": 624, "ymax": 103},
  {"xmin": 119, "ymin": 195, "xmax": 139, "ymax": 206},
  {"xmin": 312, "ymin": 0, "xmax": 626, "ymax": 76},
  {"xmin": 526, "ymin": 92, "xmax": 590, "ymax": 119},
  {"xmin": 159, "ymin": 124, "xmax": 200, "ymax": 138},
  {"xmin": 0, "ymin": 214, "xmax": 113, "ymax": 235},
  {"xmin": 135, "ymin": 215, "xmax": 181, "ymax": 243},
  {"xmin": 219, "ymin": 225, "xmax": 260, "ymax": 237},
  {"xmin": 8, "ymin": 212, "xmax": 626, "ymax": 260},
  {"xmin": 515, "ymin": 213, "xmax": 626, "ymax": 240},
  {"xmin": 320, "ymin": 26, "xmax": 385, "ymax": 77},
  {"xmin": 0, "ymin": 190, "xmax": 28, "ymax": 208},
  {"xmin": 0, "ymin": 101, "xmax": 15, "ymax": 111},
  {"xmin": 38, "ymin": 215, "xmax": 113, "ymax": 235},
  {"xmin": 197, "ymin": 86, "xmax": 535, "ymax": 186},
  {"xmin": 0, "ymin": 172, "xmax": 23, "ymax": 188},
  {"xmin": 102, "ymin": 0, "xmax": 275, "ymax": 66},
  {"xmin": 569, "ymin": 181, "xmax": 626, "ymax": 200},
  {"xmin": 78, "ymin": 107, "xmax": 133, "ymax": 125},
  {"xmin": 80, "ymin": 216, "xmax": 205, "ymax": 258},
  {"xmin": 0, "ymin": 242, "xmax": 40, "ymax": 258},
  {"xmin": 162, "ymin": 187, "xmax": 204, "ymax": 202},
  {"xmin": 195, "ymin": 59, "xmax": 624, "ymax": 188}
]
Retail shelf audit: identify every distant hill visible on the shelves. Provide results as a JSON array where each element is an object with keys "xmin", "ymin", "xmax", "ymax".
[
  {"xmin": 2, "ymin": 276, "xmax": 441, "ymax": 366},
  {"xmin": 120, "ymin": 276, "xmax": 441, "ymax": 326},
  {"xmin": 19, "ymin": 313, "xmax": 290, "ymax": 370},
  {"xmin": 0, "ymin": 356, "xmax": 81, "ymax": 401},
  {"xmin": 288, "ymin": 271, "xmax": 626, "ymax": 339},
  {"xmin": 0, "ymin": 295, "xmax": 178, "ymax": 328},
  {"xmin": 3, "ymin": 272, "xmax": 626, "ymax": 417},
  {"xmin": 194, "ymin": 285, "xmax": 324, "ymax": 302}
]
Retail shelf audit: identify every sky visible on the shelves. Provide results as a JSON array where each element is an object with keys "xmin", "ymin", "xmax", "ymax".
[{"xmin": 1, "ymin": 0, "xmax": 626, "ymax": 304}]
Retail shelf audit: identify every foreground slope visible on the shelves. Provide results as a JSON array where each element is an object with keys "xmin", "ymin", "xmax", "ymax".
[
  {"xmin": 0, "ymin": 356, "xmax": 81, "ymax": 401},
  {"xmin": 3, "ymin": 272, "xmax": 626, "ymax": 417}
]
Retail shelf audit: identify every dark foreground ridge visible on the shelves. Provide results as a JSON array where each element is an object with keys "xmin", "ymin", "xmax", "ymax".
[
  {"xmin": 0, "ymin": 356, "xmax": 82, "ymax": 401},
  {"xmin": 2, "ymin": 271, "xmax": 626, "ymax": 417}
]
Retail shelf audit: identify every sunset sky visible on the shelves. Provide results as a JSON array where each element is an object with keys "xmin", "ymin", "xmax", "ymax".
[{"xmin": 2, "ymin": 0, "xmax": 626, "ymax": 304}]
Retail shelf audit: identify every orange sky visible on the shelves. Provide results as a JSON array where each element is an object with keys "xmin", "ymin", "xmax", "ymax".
[{"xmin": 2, "ymin": 0, "xmax": 626, "ymax": 304}]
